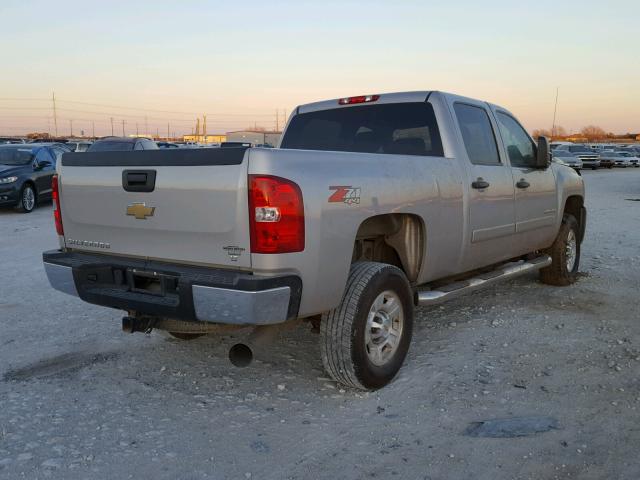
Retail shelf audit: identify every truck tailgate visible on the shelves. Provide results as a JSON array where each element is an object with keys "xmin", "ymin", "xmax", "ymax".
[{"xmin": 58, "ymin": 148, "xmax": 251, "ymax": 268}]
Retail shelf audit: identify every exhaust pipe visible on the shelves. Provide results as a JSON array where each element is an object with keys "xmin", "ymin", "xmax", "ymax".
[
  {"xmin": 228, "ymin": 324, "xmax": 286, "ymax": 368},
  {"xmin": 122, "ymin": 315, "xmax": 154, "ymax": 333}
]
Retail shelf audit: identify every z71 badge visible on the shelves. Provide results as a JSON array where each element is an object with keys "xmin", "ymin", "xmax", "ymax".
[{"xmin": 328, "ymin": 186, "xmax": 361, "ymax": 205}]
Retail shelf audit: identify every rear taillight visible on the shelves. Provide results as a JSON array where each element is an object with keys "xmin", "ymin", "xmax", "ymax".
[
  {"xmin": 338, "ymin": 94, "xmax": 380, "ymax": 105},
  {"xmin": 248, "ymin": 175, "xmax": 304, "ymax": 254},
  {"xmin": 52, "ymin": 175, "xmax": 63, "ymax": 235}
]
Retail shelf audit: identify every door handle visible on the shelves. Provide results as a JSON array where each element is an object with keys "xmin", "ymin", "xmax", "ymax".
[
  {"xmin": 122, "ymin": 170, "xmax": 156, "ymax": 192},
  {"xmin": 471, "ymin": 178, "xmax": 490, "ymax": 189},
  {"xmin": 516, "ymin": 179, "xmax": 530, "ymax": 189}
]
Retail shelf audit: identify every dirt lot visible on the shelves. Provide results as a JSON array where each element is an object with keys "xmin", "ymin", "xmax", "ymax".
[{"xmin": 1, "ymin": 169, "xmax": 639, "ymax": 480}]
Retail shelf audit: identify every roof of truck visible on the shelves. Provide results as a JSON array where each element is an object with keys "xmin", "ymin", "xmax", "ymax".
[
  {"xmin": 297, "ymin": 91, "xmax": 434, "ymax": 114},
  {"xmin": 295, "ymin": 91, "xmax": 512, "ymax": 116}
]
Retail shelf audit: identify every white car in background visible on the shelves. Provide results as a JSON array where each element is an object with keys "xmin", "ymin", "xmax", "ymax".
[{"xmin": 552, "ymin": 150, "xmax": 583, "ymax": 171}]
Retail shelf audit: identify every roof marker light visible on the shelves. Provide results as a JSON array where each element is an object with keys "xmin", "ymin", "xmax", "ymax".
[{"xmin": 338, "ymin": 95, "xmax": 380, "ymax": 105}]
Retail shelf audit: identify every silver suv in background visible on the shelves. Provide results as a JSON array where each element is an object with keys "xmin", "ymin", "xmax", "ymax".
[
  {"xmin": 555, "ymin": 144, "xmax": 601, "ymax": 169},
  {"xmin": 552, "ymin": 150, "xmax": 583, "ymax": 171},
  {"xmin": 86, "ymin": 137, "xmax": 158, "ymax": 152}
]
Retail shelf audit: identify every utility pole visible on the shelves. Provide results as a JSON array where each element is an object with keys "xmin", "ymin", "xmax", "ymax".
[
  {"xmin": 92, "ymin": 121, "xmax": 95, "ymax": 138},
  {"xmin": 122, "ymin": 119, "xmax": 125, "ymax": 136},
  {"xmin": 156, "ymin": 127, "xmax": 159, "ymax": 139},
  {"xmin": 145, "ymin": 116, "xmax": 148, "ymax": 136},
  {"xmin": 167, "ymin": 123, "xmax": 170, "ymax": 140},
  {"xmin": 551, "ymin": 87, "xmax": 559, "ymax": 138},
  {"xmin": 203, "ymin": 115, "xmax": 207, "ymax": 142},
  {"xmin": 69, "ymin": 119, "xmax": 73, "ymax": 137},
  {"xmin": 52, "ymin": 92, "xmax": 58, "ymax": 137},
  {"xmin": 276, "ymin": 110, "xmax": 279, "ymax": 132},
  {"xmin": 110, "ymin": 117, "xmax": 114, "ymax": 136},
  {"xmin": 136, "ymin": 123, "xmax": 139, "ymax": 136}
]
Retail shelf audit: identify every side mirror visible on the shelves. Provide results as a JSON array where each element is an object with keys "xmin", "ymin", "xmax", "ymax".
[
  {"xmin": 34, "ymin": 160, "xmax": 52, "ymax": 170},
  {"xmin": 536, "ymin": 136, "xmax": 550, "ymax": 169}
]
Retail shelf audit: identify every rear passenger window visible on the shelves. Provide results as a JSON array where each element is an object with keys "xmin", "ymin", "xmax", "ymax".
[{"xmin": 454, "ymin": 103, "xmax": 500, "ymax": 165}]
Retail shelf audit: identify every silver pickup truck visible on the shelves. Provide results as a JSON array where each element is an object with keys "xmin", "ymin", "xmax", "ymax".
[{"xmin": 43, "ymin": 91, "xmax": 586, "ymax": 390}]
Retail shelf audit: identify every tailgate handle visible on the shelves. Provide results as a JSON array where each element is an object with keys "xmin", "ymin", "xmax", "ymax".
[{"xmin": 122, "ymin": 170, "xmax": 156, "ymax": 192}]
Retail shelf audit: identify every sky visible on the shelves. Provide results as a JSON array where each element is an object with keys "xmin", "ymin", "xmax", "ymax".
[{"xmin": 1, "ymin": 0, "xmax": 638, "ymax": 136}]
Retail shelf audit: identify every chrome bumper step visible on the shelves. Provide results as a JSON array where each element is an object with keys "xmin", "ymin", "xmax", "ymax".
[{"xmin": 415, "ymin": 255, "xmax": 552, "ymax": 306}]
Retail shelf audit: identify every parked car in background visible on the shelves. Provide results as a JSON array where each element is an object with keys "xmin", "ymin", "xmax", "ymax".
[
  {"xmin": 550, "ymin": 141, "xmax": 573, "ymax": 151},
  {"xmin": 0, "ymin": 143, "xmax": 71, "ymax": 212},
  {"xmin": 599, "ymin": 151, "xmax": 632, "ymax": 167},
  {"xmin": 65, "ymin": 141, "xmax": 93, "ymax": 152},
  {"xmin": 220, "ymin": 141, "xmax": 252, "ymax": 148},
  {"xmin": 86, "ymin": 137, "xmax": 158, "ymax": 152},
  {"xmin": 615, "ymin": 151, "xmax": 639, "ymax": 167},
  {"xmin": 555, "ymin": 144, "xmax": 601, "ymax": 169},
  {"xmin": 552, "ymin": 150, "xmax": 583, "ymax": 171},
  {"xmin": 0, "ymin": 137, "xmax": 25, "ymax": 144},
  {"xmin": 157, "ymin": 142, "xmax": 180, "ymax": 149}
]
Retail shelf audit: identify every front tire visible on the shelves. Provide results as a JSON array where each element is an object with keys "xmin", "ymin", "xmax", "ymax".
[
  {"xmin": 16, "ymin": 184, "xmax": 36, "ymax": 213},
  {"xmin": 540, "ymin": 214, "xmax": 580, "ymax": 286},
  {"xmin": 320, "ymin": 262, "xmax": 413, "ymax": 390}
]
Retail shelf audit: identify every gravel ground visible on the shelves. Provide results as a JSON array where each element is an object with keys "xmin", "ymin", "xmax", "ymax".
[{"xmin": 1, "ymin": 169, "xmax": 639, "ymax": 480}]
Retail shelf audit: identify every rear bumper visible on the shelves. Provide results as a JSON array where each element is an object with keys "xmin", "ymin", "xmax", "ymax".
[{"xmin": 43, "ymin": 250, "xmax": 302, "ymax": 325}]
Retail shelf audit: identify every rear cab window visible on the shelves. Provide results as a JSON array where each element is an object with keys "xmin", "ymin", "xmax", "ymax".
[
  {"xmin": 281, "ymin": 102, "xmax": 444, "ymax": 157},
  {"xmin": 453, "ymin": 103, "xmax": 501, "ymax": 165}
]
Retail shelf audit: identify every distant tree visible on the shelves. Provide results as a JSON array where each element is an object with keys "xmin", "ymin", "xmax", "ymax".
[
  {"xmin": 580, "ymin": 125, "xmax": 606, "ymax": 140},
  {"xmin": 531, "ymin": 128, "xmax": 552, "ymax": 139},
  {"xmin": 26, "ymin": 132, "xmax": 50, "ymax": 139},
  {"xmin": 552, "ymin": 125, "xmax": 567, "ymax": 137}
]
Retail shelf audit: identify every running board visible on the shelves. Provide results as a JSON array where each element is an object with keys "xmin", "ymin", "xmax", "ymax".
[{"xmin": 415, "ymin": 255, "xmax": 552, "ymax": 306}]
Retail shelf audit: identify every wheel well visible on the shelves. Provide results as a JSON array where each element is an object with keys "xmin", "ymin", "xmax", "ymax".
[
  {"xmin": 352, "ymin": 214, "xmax": 424, "ymax": 282},
  {"xmin": 21, "ymin": 180, "xmax": 37, "ymax": 197},
  {"xmin": 564, "ymin": 195, "xmax": 583, "ymax": 219},
  {"xmin": 564, "ymin": 195, "xmax": 585, "ymax": 241}
]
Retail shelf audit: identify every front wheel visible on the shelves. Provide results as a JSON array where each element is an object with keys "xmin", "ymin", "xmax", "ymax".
[
  {"xmin": 16, "ymin": 184, "xmax": 36, "ymax": 213},
  {"xmin": 320, "ymin": 262, "xmax": 413, "ymax": 390},
  {"xmin": 540, "ymin": 214, "xmax": 581, "ymax": 286}
]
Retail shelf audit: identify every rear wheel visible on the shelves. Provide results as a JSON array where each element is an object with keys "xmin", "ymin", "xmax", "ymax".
[
  {"xmin": 540, "ymin": 214, "xmax": 580, "ymax": 286},
  {"xmin": 16, "ymin": 184, "xmax": 36, "ymax": 213},
  {"xmin": 320, "ymin": 262, "xmax": 413, "ymax": 390}
]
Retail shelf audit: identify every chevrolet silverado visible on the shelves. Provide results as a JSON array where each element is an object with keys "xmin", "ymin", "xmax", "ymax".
[{"xmin": 43, "ymin": 91, "xmax": 586, "ymax": 390}]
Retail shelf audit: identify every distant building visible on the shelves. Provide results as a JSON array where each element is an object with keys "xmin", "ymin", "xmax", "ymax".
[
  {"xmin": 226, "ymin": 130, "xmax": 281, "ymax": 147},
  {"xmin": 182, "ymin": 134, "xmax": 226, "ymax": 144}
]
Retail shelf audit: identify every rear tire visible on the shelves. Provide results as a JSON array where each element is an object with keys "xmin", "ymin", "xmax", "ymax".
[
  {"xmin": 540, "ymin": 214, "xmax": 580, "ymax": 286},
  {"xmin": 16, "ymin": 184, "xmax": 36, "ymax": 213},
  {"xmin": 320, "ymin": 262, "xmax": 413, "ymax": 390}
]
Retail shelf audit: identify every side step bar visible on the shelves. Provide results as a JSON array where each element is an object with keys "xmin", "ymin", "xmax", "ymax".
[{"xmin": 415, "ymin": 255, "xmax": 552, "ymax": 306}]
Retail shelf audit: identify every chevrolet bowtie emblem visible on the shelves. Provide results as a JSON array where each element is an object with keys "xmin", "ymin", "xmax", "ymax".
[{"xmin": 126, "ymin": 202, "xmax": 155, "ymax": 220}]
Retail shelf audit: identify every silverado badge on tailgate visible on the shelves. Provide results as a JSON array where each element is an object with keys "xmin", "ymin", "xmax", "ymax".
[{"xmin": 126, "ymin": 202, "xmax": 155, "ymax": 220}]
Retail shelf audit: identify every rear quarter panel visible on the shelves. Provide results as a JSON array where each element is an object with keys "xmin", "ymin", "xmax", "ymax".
[{"xmin": 247, "ymin": 147, "xmax": 465, "ymax": 316}]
